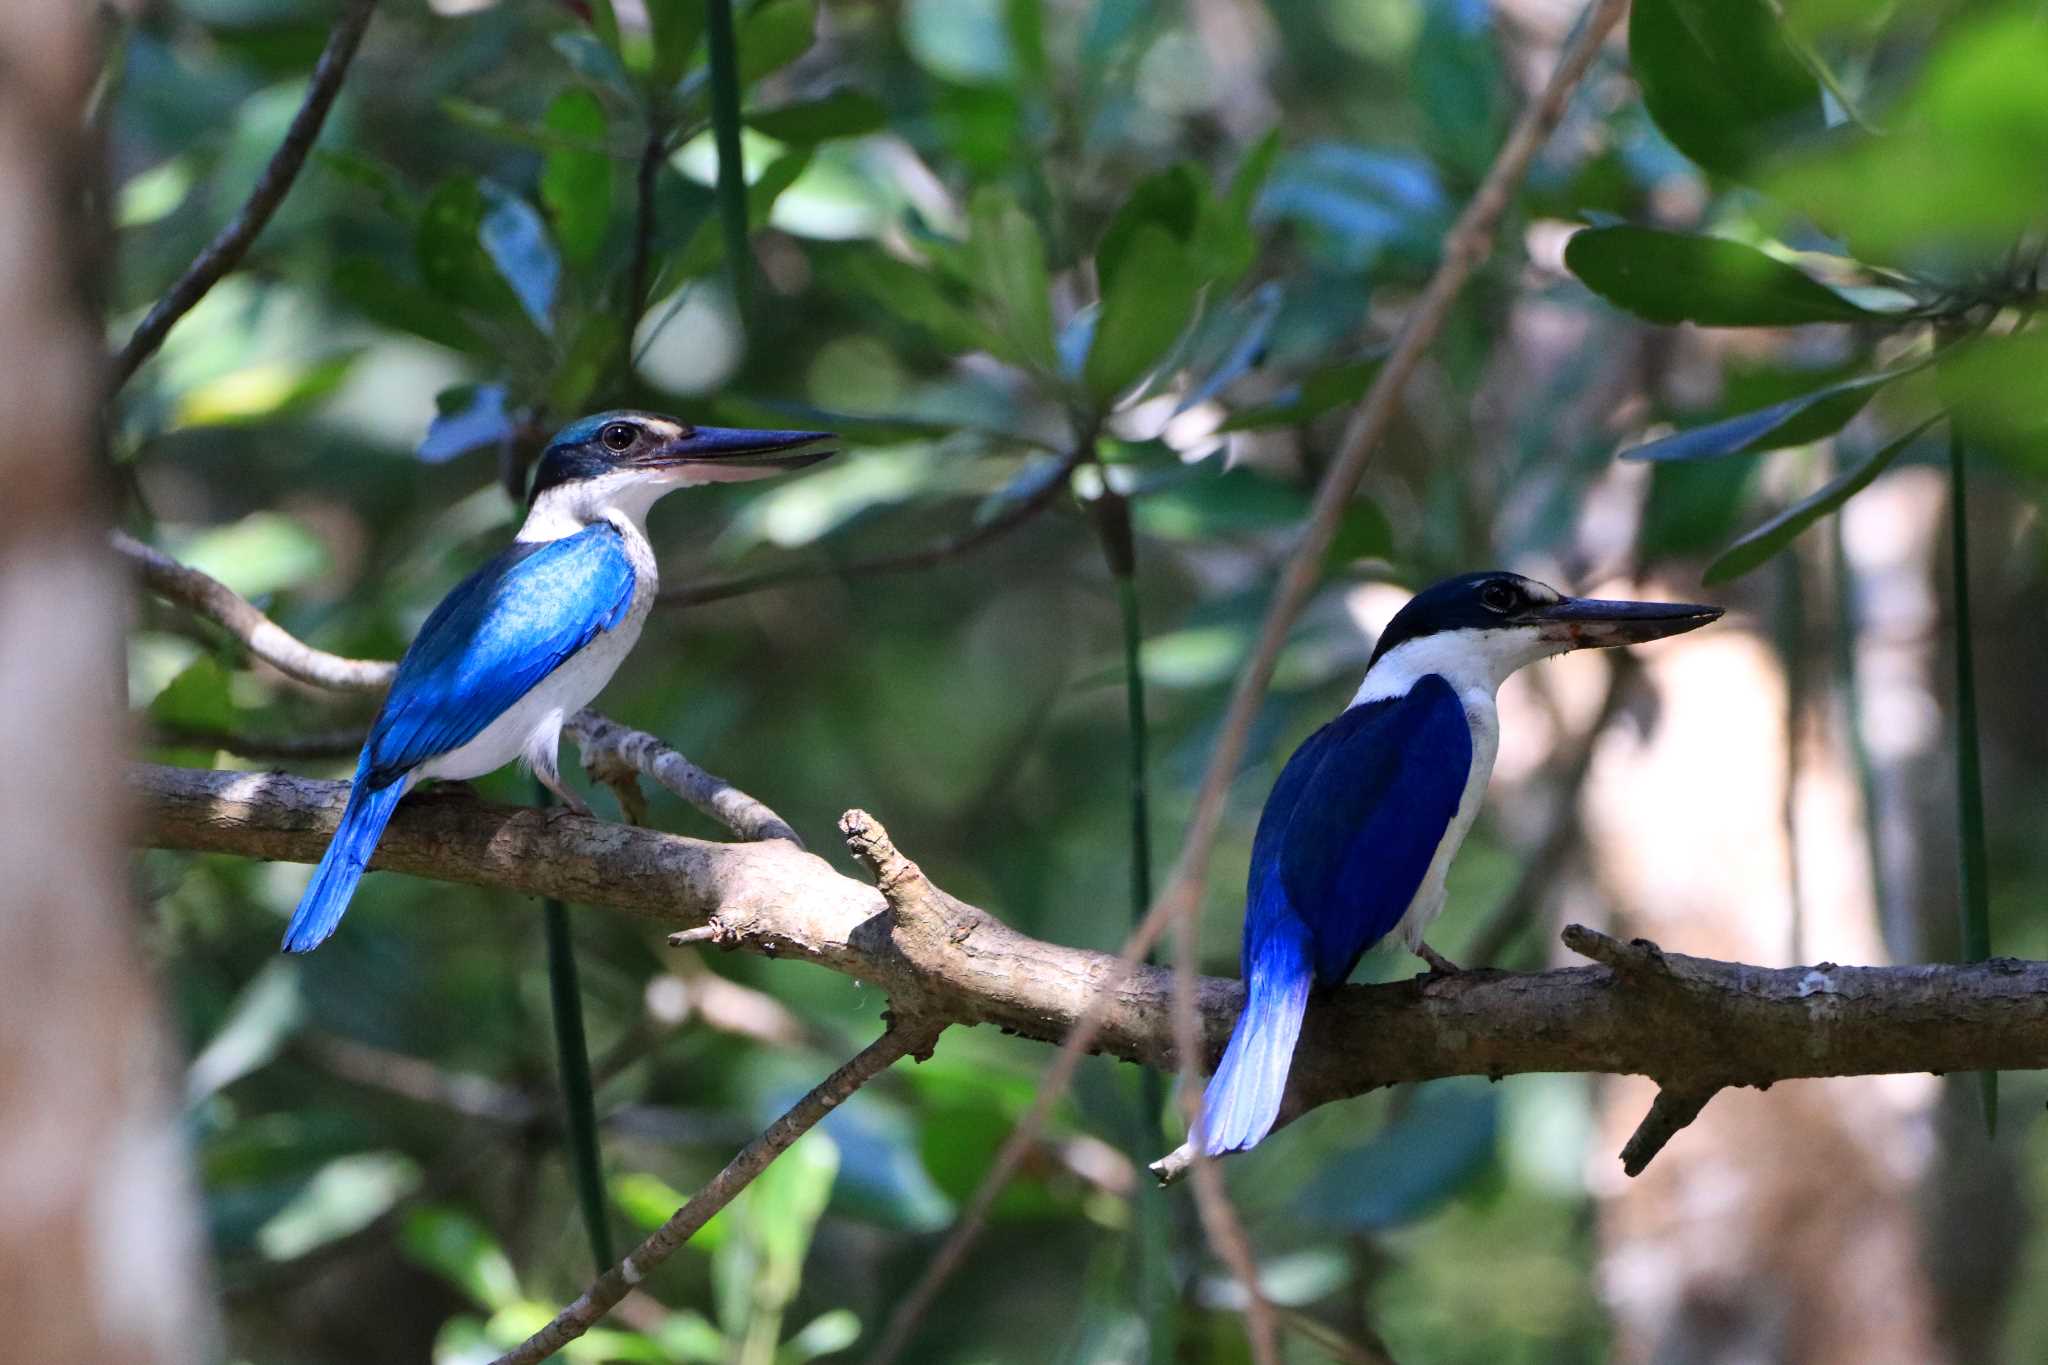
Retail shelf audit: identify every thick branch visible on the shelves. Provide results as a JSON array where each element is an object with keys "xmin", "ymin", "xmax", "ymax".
[
  {"xmin": 111, "ymin": 0, "xmax": 377, "ymax": 387},
  {"xmin": 136, "ymin": 762, "xmax": 2048, "ymax": 1130}
]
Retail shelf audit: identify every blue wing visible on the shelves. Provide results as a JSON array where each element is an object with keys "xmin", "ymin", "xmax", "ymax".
[
  {"xmin": 363, "ymin": 524, "xmax": 637, "ymax": 783},
  {"xmin": 1247, "ymin": 673, "xmax": 1472, "ymax": 987}
]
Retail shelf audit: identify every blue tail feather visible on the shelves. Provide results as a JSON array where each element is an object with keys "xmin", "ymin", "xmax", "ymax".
[
  {"xmin": 282, "ymin": 776, "xmax": 407, "ymax": 954},
  {"xmin": 1199, "ymin": 906, "xmax": 1313, "ymax": 1156}
]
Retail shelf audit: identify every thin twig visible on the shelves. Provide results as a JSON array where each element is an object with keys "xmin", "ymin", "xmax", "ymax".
[
  {"xmin": 870, "ymin": 1, "xmax": 1628, "ymax": 1344},
  {"xmin": 568, "ymin": 710, "xmax": 801, "ymax": 844},
  {"xmin": 489, "ymin": 1021, "xmax": 934, "ymax": 1365},
  {"xmin": 660, "ymin": 447, "xmax": 1084, "ymax": 607},
  {"xmin": 116, "ymin": 530, "xmax": 393, "ymax": 690},
  {"xmin": 111, "ymin": 0, "xmax": 377, "ymax": 388}
]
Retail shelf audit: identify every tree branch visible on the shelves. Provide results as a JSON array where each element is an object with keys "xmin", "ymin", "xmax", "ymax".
[
  {"xmin": 488, "ymin": 1019, "xmax": 938, "ymax": 1365},
  {"xmin": 134, "ymin": 761, "xmax": 2048, "ymax": 1155},
  {"xmin": 110, "ymin": 0, "xmax": 377, "ymax": 388}
]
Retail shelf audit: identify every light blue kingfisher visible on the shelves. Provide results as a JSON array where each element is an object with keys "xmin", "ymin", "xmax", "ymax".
[
  {"xmin": 1200, "ymin": 571, "xmax": 1721, "ymax": 1154},
  {"xmin": 282, "ymin": 411, "xmax": 836, "ymax": 953}
]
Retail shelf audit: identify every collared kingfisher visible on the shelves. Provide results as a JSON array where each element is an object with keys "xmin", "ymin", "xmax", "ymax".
[
  {"xmin": 281, "ymin": 411, "xmax": 836, "ymax": 953},
  {"xmin": 1200, "ymin": 571, "xmax": 1721, "ymax": 1155}
]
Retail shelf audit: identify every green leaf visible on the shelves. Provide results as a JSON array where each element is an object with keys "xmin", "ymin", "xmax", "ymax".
[
  {"xmin": 541, "ymin": 90, "xmax": 613, "ymax": 266},
  {"xmin": 745, "ymin": 89, "xmax": 887, "ymax": 144},
  {"xmin": 1414, "ymin": 0, "xmax": 1507, "ymax": 179},
  {"xmin": 551, "ymin": 30, "xmax": 635, "ymax": 97},
  {"xmin": 738, "ymin": 0, "xmax": 817, "ymax": 84},
  {"xmin": 173, "ymin": 351, "xmax": 361, "ymax": 428},
  {"xmin": 1704, "ymin": 416, "xmax": 1938, "ymax": 583},
  {"xmin": 645, "ymin": 0, "xmax": 704, "ymax": 87},
  {"xmin": 1564, "ymin": 226, "xmax": 1874, "ymax": 326},
  {"xmin": 966, "ymin": 185, "xmax": 1057, "ymax": 372},
  {"xmin": 1766, "ymin": 15, "xmax": 2048, "ymax": 267},
  {"xmin": 1296, "ymin": 1085, "xmax": 1498, "ymax": 1230},
  {"xmin": 149, "ymin": 655, "xmax": 235, "ymax": 731},
  {"xmin": 331, "ymin": 256, "xmax": 487, "ymax": 354},
  {"xmin": 1085, "ymin": 224, "xmax": 1199, "ymax": 402},
  {"xmin": 416, "ymin": 177, "xmax": 522, "ymax": 320},
  {"xmin": 672, "ymin": 150, "xmax": 813, "ymax": 277},
  {"xmin": 822, "ymin": 246, "xmax": 993, "ymax": 353},
  {"xmin": 550, "ymin": 310, "xmax": 622, "ymax": 416},
  {"xmin": 174, "ymin": 511, "xmax": 331, "ymax": 598},
  {"xmin": 402, "ymin": 1208, "xmax": 520, "ymax": 1310},
  {"xmin": 1096, "ymin": 165, "xmax": 1204, "ymax": 297},
  {"xmin": 1216, "ymin": 356, "xmax": 1381, "ymax": 432},
  {"xmin": 784, "ymin": 1309, "xmax": 860, "ymax": 1362},
  {"xmin": 1629, "ymin": 0, "xmax": 1824, "ymax": 179},
  {"xmin": 1624, "ymin": 371, "xmax": 1898, "ymax": 462},
  {"xmin": 1934, "ymin": 328, "xmax": 2048, "ymax": 474},
  {"xmin": 1188, "ymin": 132, "xmax": 1278, "ymax": 284},
  {"xmin": 584, "ymin": 0, "xmax": 623, "ymax": 54}
]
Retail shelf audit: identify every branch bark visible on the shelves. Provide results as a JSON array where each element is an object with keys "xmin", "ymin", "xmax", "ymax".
[
  {"xmin": 135, "ymin": 762, "xmax": 2048, "ymax": 1143},
  {"xmin": 110, "ymin": 0, "xmax": 377, "ymax": 387}
]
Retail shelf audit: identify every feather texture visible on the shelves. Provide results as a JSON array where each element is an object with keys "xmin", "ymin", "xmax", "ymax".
[
  {"xmin": 1201, "ymin": 674, "xmax": 1473, "ymax": 1153},
  {"xmin": 365, "ymin": 525, "xmax": 636, "ymax": 782}
]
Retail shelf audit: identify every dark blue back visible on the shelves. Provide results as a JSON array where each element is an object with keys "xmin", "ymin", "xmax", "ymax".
[{"xmin": 1245, "ymin": 673, "xmax": 1473, "ymax": 987}]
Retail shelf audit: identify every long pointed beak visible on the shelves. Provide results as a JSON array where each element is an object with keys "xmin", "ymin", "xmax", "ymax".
[
  {"xmin": 1527, "ymin": 596, "xmax": 1723, "ymax": 649},
  {"xmin": 639, "ymin": 426, "xmax": 838, "ymax": 475}
]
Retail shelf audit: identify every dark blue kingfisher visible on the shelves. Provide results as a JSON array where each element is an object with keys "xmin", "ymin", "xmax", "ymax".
[
  {"xmin": 1200, "ymin": 571, "xmax": 1721, "ymax": 1154},
  {"xmin": 281, "ymin": 411, "xmax": 835, "ymax": 953}
]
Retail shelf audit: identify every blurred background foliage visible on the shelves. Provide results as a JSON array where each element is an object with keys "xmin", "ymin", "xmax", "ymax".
[{"xmin": 118, "ymin": 0, "xmax": 2048, "ymax": 1360}]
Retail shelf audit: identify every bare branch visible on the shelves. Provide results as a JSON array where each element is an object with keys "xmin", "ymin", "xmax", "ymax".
[
  {"xmin": 116, "ymin": 530, "xmax": 393, "ymax": 691},
  {"xmin": 110, "ymin": 0, "xmax": 377, "ymax": 388},
  {"xmin": 566, "ymin": 709, "xmax": 800, "ymax": 845},
  {"xmin": 1619, "ymin": 1087, "xmax": 1718, "ymax": 1177},
  {"xmin": 488, "ymin": 1020, "xmax": 937, "ymax": 1365},
  {"xmin": 660, "ymin": 446, "xmax": 1084, "ymax": 608}
]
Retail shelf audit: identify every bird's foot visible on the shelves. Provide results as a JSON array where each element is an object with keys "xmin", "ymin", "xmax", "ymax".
[
  {"xmin": 1416, "ymin": 941, "xmax": 1464, "ymax": 977},
  {"xmin": 542, "ymin": 790, "xmax": 596, "ymax": 821}
]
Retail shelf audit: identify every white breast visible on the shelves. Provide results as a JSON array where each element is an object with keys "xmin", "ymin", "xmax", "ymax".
[{"xmin": 417, "ymin": 511, "xmax": 659, "ymax": 783}]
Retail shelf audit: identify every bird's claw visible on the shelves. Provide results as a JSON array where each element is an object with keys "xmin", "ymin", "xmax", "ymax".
[{"xmin": 1416, "ymin": 942, "xmax": 1463, "ymax": 977}]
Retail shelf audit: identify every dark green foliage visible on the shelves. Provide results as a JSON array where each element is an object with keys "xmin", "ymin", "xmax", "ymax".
[{"xmin": 1565, "ymin": 227, "xmax": 1875, "ymax": 327}]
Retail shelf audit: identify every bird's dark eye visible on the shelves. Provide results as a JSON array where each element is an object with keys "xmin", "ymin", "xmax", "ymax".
[
  {"xmin": 1479, "ymin": 581, "xmax": 1516, "ymax": 613},
  {"xmin": 600, "ymin": 422, "xmax": 637, "ymax": 451}
]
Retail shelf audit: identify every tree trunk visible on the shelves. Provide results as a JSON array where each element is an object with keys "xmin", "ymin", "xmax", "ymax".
[{"xmin": 0, "ymin": 4, "xmax": 213, "ymax": 1360}]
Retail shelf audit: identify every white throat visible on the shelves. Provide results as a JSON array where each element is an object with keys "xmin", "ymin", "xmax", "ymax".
[
  {"xmin": 1350, "ymin": 626, "xmax": 1561, "ymax": 707},
  {"xmin": 517, "ymin": 469, "xmax": 681, "ymax": 543}
]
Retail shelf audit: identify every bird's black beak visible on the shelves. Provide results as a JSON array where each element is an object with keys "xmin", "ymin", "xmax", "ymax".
[
  {"xmin": 1525, "ymin": 596, "xmax": 1723, "ymax": 649},
  {"xmin": 638, "ymin": 426, "xmax": 838, "ymax": 478}
]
